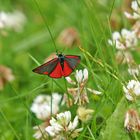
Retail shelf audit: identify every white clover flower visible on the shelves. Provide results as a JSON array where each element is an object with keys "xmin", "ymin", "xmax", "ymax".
[
  {"xmin": 123, "ymin": 80, "xmax": 140, "ymax": 101},
  {"xmin": 124, "ymin": 1, "xmax": 140, "ymax": 19},
  {"xmin": 45, "ymin": 111, "xmax": 83, "ymax": 139},
  {"xmin": 108, "ymin": 29, "xmax": 137, "ymax": 50},
  {"xmin": 0, "ymin": 10, "xmax": 26, "ymax": 32},
  {"xmin": 65, "ymin": 68, "xmax": 101, "ymax": 106},
  {"xmin": 30, "ymin": 93, "xmax": 62, "ymax": 120}
]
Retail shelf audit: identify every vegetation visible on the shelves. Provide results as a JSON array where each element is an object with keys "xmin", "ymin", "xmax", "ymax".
[{"xmin": 0, "ymin": 0, "xmax": 140, "ymax": 140}]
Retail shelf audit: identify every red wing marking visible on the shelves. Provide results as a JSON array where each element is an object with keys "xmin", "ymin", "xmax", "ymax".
[
  {"xmin": 49, "ymin": 62, "xmax": 63, "ymax": 78},
  {"xmin": 62, "ymin": 61, "xmax": 73, "ymax": 77}
]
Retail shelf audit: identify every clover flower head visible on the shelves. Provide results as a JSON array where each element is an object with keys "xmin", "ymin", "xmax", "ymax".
[
  {"xmin": 45, "ymin": 111, "xmax": 83, "ymax": 139},
  {"xmin": 0, "ymin": 65, "xmax": 15, "ymax": 90},
  {"xmin": 123, "ymin": 80, "xmax": 140, "ymax": 101},
  {"xmin": 65, "ymin": 68, "xmax": 101, "ymax": 106},
  {"xmin": 124, "ymin": 109, "xmax": 140, "ymax": 132},
  {"xmin": 30, "ymin": 93, "xmax": 62, "ymax": 120},
  {"xmin": 0, "ymin": 10, "xmax": 26, "ymax": 32},
  {"xmin": 77, "ymin": 106, "xmax": 94, "ymax": 123},
  {"xmin": 124, "ymin": 1, "xmax": 140, "ymax": 19},
  {"xmin": 57, "ymin": 27, "xmax": 80, "ymax": 48},
  {"xmin": 108, "ymin": 29, "xmax": 137, "ymax": 50}
]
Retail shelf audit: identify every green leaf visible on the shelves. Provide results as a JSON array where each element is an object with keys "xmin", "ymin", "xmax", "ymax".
[{"xmin": 99, "ymin": 97, "xmax": 130, "ymax": 140}]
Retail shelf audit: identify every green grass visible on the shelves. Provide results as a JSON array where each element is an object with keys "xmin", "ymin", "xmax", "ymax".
[{"xmin": 0, "ymin": 0, "xmax": 140, "ymax": 140}]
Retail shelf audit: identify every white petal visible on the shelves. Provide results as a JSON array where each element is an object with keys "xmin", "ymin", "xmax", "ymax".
[
  {"xmin": 65, "ymin": 76, "xmax": 76, "ymax": 85},
  {"xmin": 83, "ymin": 68, "xmax": 88, "ymax": 81},
  {"xmin": 131, "ymin": 1, "xmax": 139, "ymax": 11},
  {"xmin": 124, "ymin": 12, "xmax": 134, "ymax": 19},
  {"xmin": 52, "ymin": 123, "xmax": 63, "ymax": 132},
  {"xmin": 64, "ymin": 111, "xmax": 71, "ymax": 125},
  {"xmin": 73, "ymin": 128, "xmax": 83, "ymax": 134},
  {"xmin": 75, "ymin": 70, "xmax": 83, "ymax": 83},
  {"xmin": 112, "ymin": 31, "xmax": 121, "ymax": 40},
  {"xmin": 68, "ymin": 116, "xmax": 78, "ymax": 131},
  {"xmin": 134, "ymin": 84, "xmax": 140, "ymax": 95},
  {"xmin": 124, "ymin": 112, "xmax": 129, "ymax": 127},
  {"xmin": 52, "ymin": 93, "xmax": 62, "ymax": 105},
  {"xmin": 50, "ymin": 118, "xmax": 57, "ymax": 125},
  {"xmin": 72, "ymin": 116, "xmax": 79, "ymax": 129},
  {"xmin": 30, "ymin": 103, "xmax": 38, "ymax": 113},
  {"xmin": 87, "ymin": 88, "xmax": 102, "ymax": 95},
  {"xmin": 121, "ymin": 29, "xmax": 129, "ymax": 37},
  {"xmin": 33, "ymin": 132, "xmax": 42, "ymax": 139},
  {"xmin": 33, "ymin": 95, "xmax": 45, "ymax": 103},
  {"xmin": 108, "ymin": 39, "xmax": 113, "ymax": 45},
  {"xmin": 123, "ymin": 86, "xmax": 128, "ymax": 94},
  {"xmin": 45, "ymin": 126, "xmax": 55, "ymax": 137},
  {"xmin": 125, "ymin": 93, "xmax": 134, "ymax": 101}
]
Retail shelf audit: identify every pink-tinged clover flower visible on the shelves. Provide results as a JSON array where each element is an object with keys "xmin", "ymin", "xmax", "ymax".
[
  {"xmin": 124, "ymin": 109, "xmax": 140, "ymax": 132},
  {"xmin": 65, "ymin": 68, "xmax": 101, "ymax": 106},
  {"xmin": 57, "ymin": 27, "xmax": 80, "ymax": 48},
  {"xmin": 0, "ymin": 65, "xmax": 15, "ymax": 90}
]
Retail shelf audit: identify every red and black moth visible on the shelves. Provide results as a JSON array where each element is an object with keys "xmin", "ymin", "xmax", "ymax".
[{"xmin": 32, "ymin": 53, "xmax": 81, "ymax": 78}]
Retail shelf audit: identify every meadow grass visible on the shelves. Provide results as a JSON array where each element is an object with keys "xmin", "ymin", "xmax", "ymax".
[{"xmin": 0, "ymin": 0, "xmax": 140, "ymax": 140}]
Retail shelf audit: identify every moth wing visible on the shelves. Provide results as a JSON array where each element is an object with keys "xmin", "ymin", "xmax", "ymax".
[
  {"xmin": 62, "ymin": 55, "xmax": 81, "ymax": 77},
  {"xmin": 64, "ymin": 55, "xmax": 81, "ymax": 69},
  {"xmin": 32, "ymin": 58, "xmax": 59, "ymax": 75}
]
